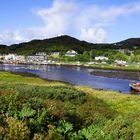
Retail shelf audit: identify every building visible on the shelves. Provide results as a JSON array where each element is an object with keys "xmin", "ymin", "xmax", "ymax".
[
  {"xmin": 15, "ymin": 55, "xmax": 26, "ymax": 63},
  {"xmin": 26, "ymin": 52, "xmax": 47, "ymax": 63},
  {"xmin": 50, "ymin": 52, "xmax": 60, "ymax": 57},
  {"xmin": 4, "ymin": 54, "xmax": 17, "ymax": 61},
  {"xmin": 117, "ymin": 49, "xmax": 134, "ymax": 54},
  {"xmin": 95, "ymin": 56, "xmax": 109, "ymax": 61},
  {"xmin": 0, "ymin": 54, "xmax": 26, "ymax": 64},
  {"xmin": 65, "ymin": 50, "xmax": 78, "ymax": 57},
  {"xmin": 115, "ymin": 60, "xmax": 127, "ymax": 66}
]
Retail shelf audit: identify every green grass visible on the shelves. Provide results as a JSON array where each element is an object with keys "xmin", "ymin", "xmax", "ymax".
[
  {"xmin": 49, "ymin": 62, "xmax": 140, "ymax": 71},
  {"xmin": 79, "ymin": 63, "xmax": 139, "ymax": 71},
  {"xmin": 0, "ymin": 72, "xmax": 140, "ymax": 139}
]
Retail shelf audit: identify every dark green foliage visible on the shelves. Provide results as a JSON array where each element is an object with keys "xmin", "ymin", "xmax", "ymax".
[
  {"xmin": 0, "ymin": 45, "xmax": 7, "ymax": 54},
  {"xmin": 0, "ymin": 82, "xmax": 139, "ymax": 139},
  {"xmin": 0, "ymin": 35, "xmax": 140, "ymax": 55}
]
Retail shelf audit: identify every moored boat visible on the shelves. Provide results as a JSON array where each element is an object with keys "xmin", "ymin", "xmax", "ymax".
[{"xmin": 129, "ymin": 82, "xmax": 140, "ymax": 92}]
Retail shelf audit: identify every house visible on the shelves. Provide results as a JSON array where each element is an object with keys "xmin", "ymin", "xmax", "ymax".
[
  {"xmin": 15, "ymin": 55, "xmax": 26, "ymax": 63},
  {"xmin": 117, "ymin": 49, "xmax": 134, "ymax": 54},
  {"xmin": 115, "ymin": 60, "xmax": 127, "ymax": 66},
  {"xmin": 26, "ymin": 52, "xmax": 47, "ymax": 63},
  {"xmin": 95, "ymin": 56, "xmax": 109, "ymax": 61},
  {"xmin": 4, "ymin": 54, "xmax": 17, "ymax": 62},
  {"xmin": 1, "ymin": 54, "xmax": 26, "ymax": 63},
  {"xmin": 35, "ymin": 52, "xmax": 47, "ymax": 61},
  {"xmin": 50, "ymin": 52, "xmax": 60, "ymax": 57},
  {"xmin": 65, "ymin": 50, "xmax": 78, "ymax": 57}
]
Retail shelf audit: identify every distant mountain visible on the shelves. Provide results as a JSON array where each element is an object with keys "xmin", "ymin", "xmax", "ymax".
[
  {"xmin": 114, "ymin": 38, "xmax": 140, "ymax": 49},
  {"xmin": 0, "ymin": 35, "xmax": 140, "ymax": 55},
  {"xmin": 5, "ymin": 35, "xmax": 113, "ymax": 55},
  {"xmin": 0, "ymin": 45, "xmax": 7, "ymax": 54}
]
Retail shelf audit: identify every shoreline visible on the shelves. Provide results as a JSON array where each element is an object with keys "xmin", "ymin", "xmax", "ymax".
[
  {"xmin": 1, "ymin": 62, "xmax": 139, "ymax": 72},
  {"xmin": 7, "ymin": 71, "xmax": 131, "ymax": 94},
  {"xmin": 90, "ymin": 70, "xmax": 139, "ymax": 81},
  {"xmin": 6, "ymin": 71, "xmax": 123, "ymax": 93},
  {"xmin": 1, "ymin": 63, "xmax": 139, "ymax": 81},
  {"xmin": 1, "ymin": 71, "xmax": 139, "ymax": 94},
  {"xmin": 9, "ymin": 71, "xmax": 74, "ymax": 86}
]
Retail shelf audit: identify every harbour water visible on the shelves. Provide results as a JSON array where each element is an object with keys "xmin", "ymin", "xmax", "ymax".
[{"xmin": 0, "ymin": 64, "xmax": 136, "ymax": 94}]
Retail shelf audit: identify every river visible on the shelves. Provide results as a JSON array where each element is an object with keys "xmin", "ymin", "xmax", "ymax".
[{"xmin": 0, "ymin": 64, "xmax": 136, "ymax": 94}]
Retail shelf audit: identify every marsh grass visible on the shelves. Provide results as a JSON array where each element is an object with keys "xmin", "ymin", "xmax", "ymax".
[{"xmin": 0, "ymin": 72, "xmax": 140, "ymax": 139}]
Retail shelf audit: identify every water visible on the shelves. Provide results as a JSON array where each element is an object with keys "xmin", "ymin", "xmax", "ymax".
[{"xmin": 0, "ymin": 64, "xmax": 135, "ymax": 94}]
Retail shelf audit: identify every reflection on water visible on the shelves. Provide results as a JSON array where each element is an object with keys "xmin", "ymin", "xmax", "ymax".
[{"xmin": 0, "ymin": 64, "xmax": 135, "ymax": 94}]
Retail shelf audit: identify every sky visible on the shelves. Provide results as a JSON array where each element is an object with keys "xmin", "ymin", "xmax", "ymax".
[{"xmin": 0, "ymin": 0, "xmax": 140, "ymax": 45}]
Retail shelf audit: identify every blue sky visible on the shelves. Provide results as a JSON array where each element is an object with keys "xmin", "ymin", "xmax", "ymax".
[{"xmin": 0, "ymin": 0, "xmax": 140, "ymax": 45}]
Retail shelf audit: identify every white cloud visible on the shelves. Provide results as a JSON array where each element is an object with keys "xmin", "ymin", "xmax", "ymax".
[
  {"xmin": 1, "ymin": 0, "xmax": 140, "ymax": 45},
  {"xmin": 0, "ymin": 30, "xmax": 26, "ymax": 45},
  {"xmin": 27, "ymin": 0, "xmax": 76, "ymax": 39},
  {"xmin": 25, "ymin": 0, "xmax": 140, "ymax": 43},
  {"xmin": 80, "ymin": 28, "xmax": 106, "ymax": 43},
  {"xmin": 77, "ymin": 1, "xmax": 140, "ymax": 28}
]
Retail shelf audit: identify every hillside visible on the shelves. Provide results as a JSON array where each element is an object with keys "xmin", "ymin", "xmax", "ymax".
[
  {"xmin": 0, "ymin": 45, "xmax": 7, "ymax": 54},
  {"xmin": 0, "ymin": 35, "xmax": 140, "ymax": 55},
  {"xmin": 115, "ymin": 38, "xmax": 140, "ymax": 48},
  {"xmin": 7, "ymin": 35, "xmax": 112, "ymax": 55}
]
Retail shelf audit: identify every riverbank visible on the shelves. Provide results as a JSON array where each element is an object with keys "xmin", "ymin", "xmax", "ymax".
[
  {"xmin": 47, "ymin": 63, "xmax": 140, "ymax": 72},
  {"xmin": 0, "ymin": 63, "xmax": 137, "ymax": 93},
  {"xmin": 0, "ymin": 72, "xmax": 140, "ymax": 139},
  {"xmin": 42, "ymin": 63, "xmax": 140, "ymax": 81},
  {"xmin": 46, "ymin": 62, "xmax": 140, "ymax": 72},
  {"xmin": 91, "ymin": 70, "xmax": 139, "ymax": 81},
  {"xmin": 2, "ymin": 61, "xmax": 140, "ymax": 72}
]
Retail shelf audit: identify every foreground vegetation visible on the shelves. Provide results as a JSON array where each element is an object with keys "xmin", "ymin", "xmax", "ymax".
[{"xmin": 0, "ymin": 72, "xmax": 140, "ymax": 140}]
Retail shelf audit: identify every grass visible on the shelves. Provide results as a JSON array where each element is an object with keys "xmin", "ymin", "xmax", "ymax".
[
  {"xmin": 0, "ymin": 72, "xmax": 66, "ymax": 86},
  {"xmin": 49, "ymin": 61, "xmax": 140, "ymax": 71},
  {"xmin": 0, "ymin": 72, "xmax": 140, "ymax": 139}
]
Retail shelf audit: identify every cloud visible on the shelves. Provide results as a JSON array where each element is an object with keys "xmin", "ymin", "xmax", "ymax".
[
  {"xmin": 80, "ymin": 28, "xmax": 106, "ymax": 43},
  {"xmin": 27, "ymin": 0, "xmax": 76, "ymax": 39},
  {"xmin": 0, "ymin": 30, "xmax": 26, "ymax": 45},
  {"xmin": 0, "ymin": 0, "xmax": 140, "ymax": 45},
  {"xmin": 77, "ymin": 1, "xmax": 140, "ymax": 28}
]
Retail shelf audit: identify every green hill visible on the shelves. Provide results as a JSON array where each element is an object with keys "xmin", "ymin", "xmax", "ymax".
[
  {"xmin": 0, "ymin": 35, "xmax": 140, "ymax": 55},
  {"xmin": 0, "ymin": 45, "xmax": 7, "ymax": 54},
  {"xmin": 115, "ymin": 38, "xmax": 140, "ymax": 48}
]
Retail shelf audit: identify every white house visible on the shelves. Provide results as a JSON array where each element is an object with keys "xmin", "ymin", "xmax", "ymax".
[
  {"xmin": 115, "ymin": 60, "xmax": 127, "ymax": 66},
  {"xmin": 65, "ymin": 50, "xmax": 78, "ymax": 57},
  {"xmin": 26, "ymin": 52, "xmax": 47, "ymax": 63},
  {"xmin": 4, "ymin": 54, "xmax": 17, "ymax": 61},
  {"xmin": 95, "ymin": 56, "xmax": 109, "ymax": 61},
  {"xmin": 15, "ymin": 55, "xmax": 26, "ymax": 63},
  {"xmin": 1, "ymin": 54, "xmax": 26, "ymax": 63}
]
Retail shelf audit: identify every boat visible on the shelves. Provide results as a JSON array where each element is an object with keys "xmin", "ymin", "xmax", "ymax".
[
  {"xmin": 129, "ymin": 82, "xmax": 140, "ymax": 92},
  {"xmin": 129, "ymin": 65, "xmax": 140, "ymax": 92}
]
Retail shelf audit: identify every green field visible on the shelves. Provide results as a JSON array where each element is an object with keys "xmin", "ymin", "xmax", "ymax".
[
  {"xmin": 0, "ymin": 72, "xmax": 140, "ymax": 140},
  {"xmin": 47, "ymin": 62, "xmax": 140, "ymax": 71}
]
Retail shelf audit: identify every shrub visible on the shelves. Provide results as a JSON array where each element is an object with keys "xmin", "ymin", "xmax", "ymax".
[{"xmin": 5, "ymin": 117, "xmax": 30, "ymax": 140}]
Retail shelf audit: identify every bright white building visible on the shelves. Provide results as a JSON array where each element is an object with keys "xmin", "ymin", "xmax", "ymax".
[
  {"xmin": 26, "ymin": 52, "xmax": 47, "ymax": 63},
  {"xmin": 115, "ymin": 60, "xmax": 127, "ymax": 66},
  {"xmin": 95, "ymin": 56, "xmax": 109, "ymax": 61},
  {"xmin": 15, "ymin": 55, "xmax": 26, "ymax": 62},
  {"xmin": 65, "ymin": 50, "xmax": 78, "ymax": 57},
  {"xmin": 4, "ymin": 54, "xmax": 17, "ymax": 61}
]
